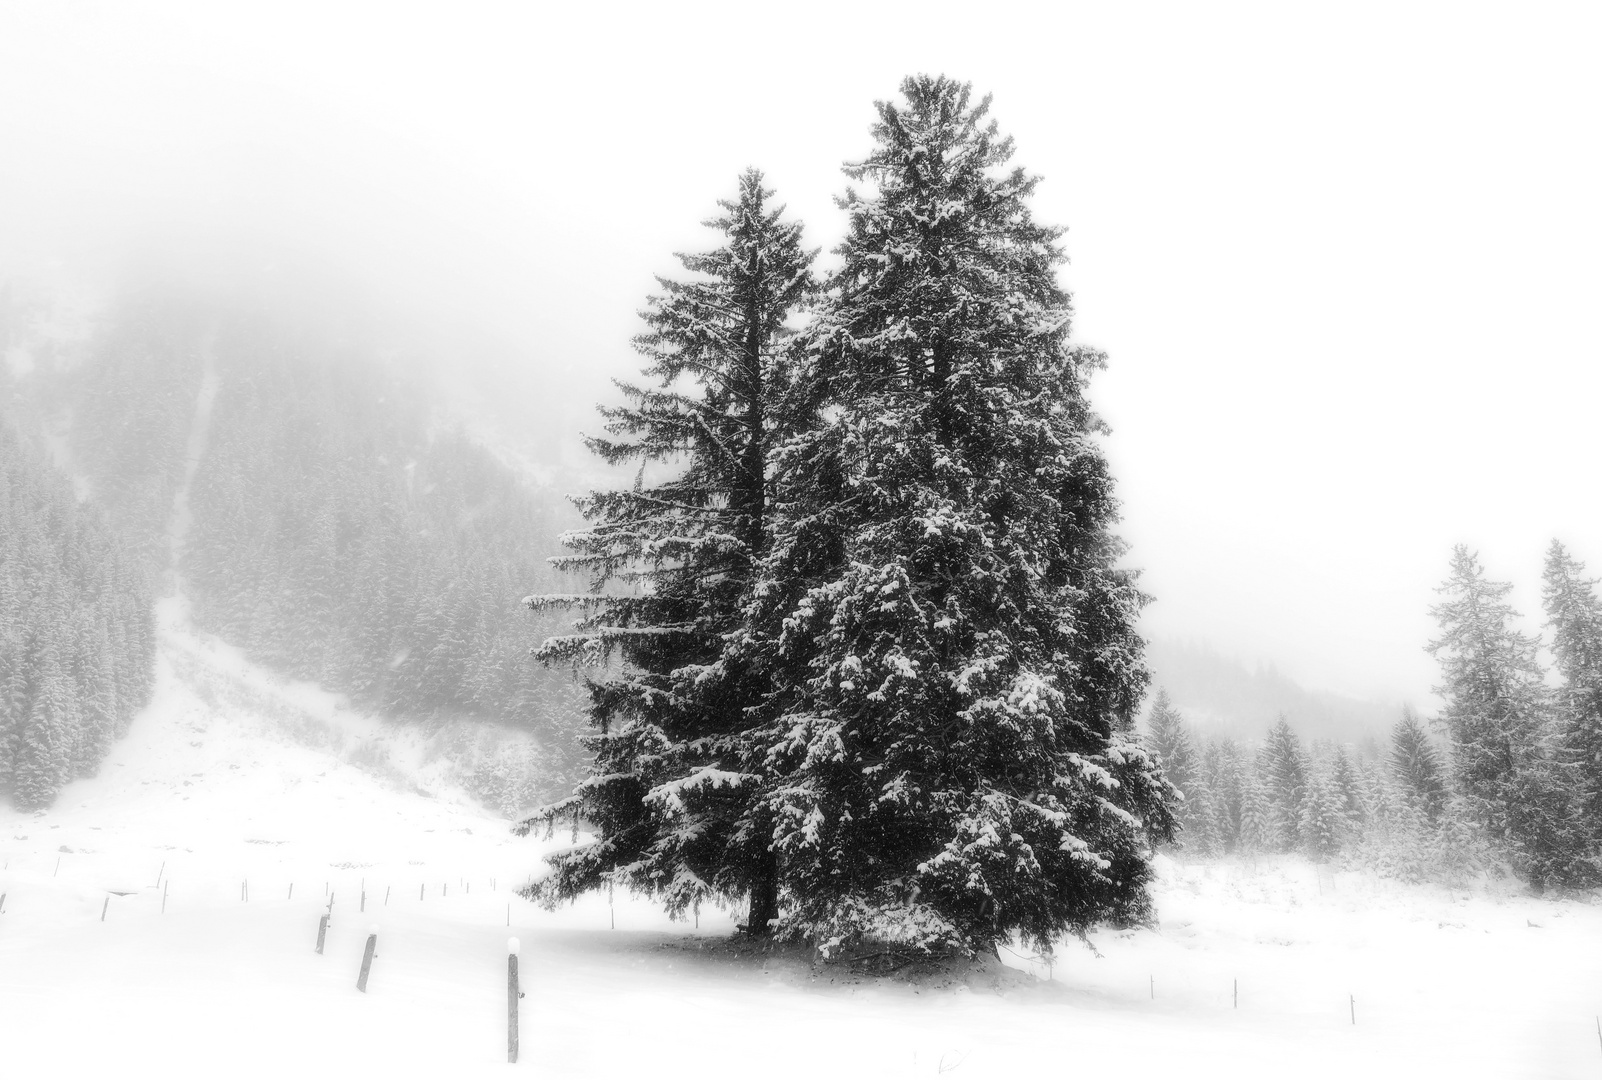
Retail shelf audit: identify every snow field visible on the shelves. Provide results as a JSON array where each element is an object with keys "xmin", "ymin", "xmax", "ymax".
[{"xmin": 4, "ymin": 606, "xmax": 1602, "ymax": 1078}]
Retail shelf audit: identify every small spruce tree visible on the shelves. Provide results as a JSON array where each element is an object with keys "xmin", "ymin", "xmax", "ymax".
[
  {"xmin": 1389, "ymin": 706, "xmax": 1446, "ymax": 822},
  {"xmin": 1259, "ymin": 716, "xmax": 1308, "ymax": 852}
]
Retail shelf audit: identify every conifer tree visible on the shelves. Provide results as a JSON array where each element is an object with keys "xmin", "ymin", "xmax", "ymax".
[
  {"xmin": 743, "ymin": 77, "xmax": 1172, "ymax": 956},
  {"xmin": 1428, "ymin": 546, "xmax": 1581, "ymax": 888},
  {"xmin": 1259, "ymin": 716, "xmax": 1308, "ymax": 852},
  {"xmin": 1388, "ymin": 706, "xmax": 1446, "ymax": 822},
  {"xmin": 523, "ymin": 171, "xmax": 817, "ymax": 930},
  {"xmin": 1541, "ymin": 540, "xmax": 1602, "ymax": 854},
  {"xmin": 1237, "ymin": 770, "xmax": 1272, "ymax": 855},
  {"xmin": 1145, "ymin": 689, "xmax": 1197, "ymax": 800},
  {"xmin": 1300, "ymin": 764, "xmax": 1346, "ymax": 861},
  {"xmin": 1202, "ymin": 737, "xmax": 1245, "ymax": 851},
  {"xmin": 1329, "ymin": 744, "xmax": 1365, "ymax": 827}
]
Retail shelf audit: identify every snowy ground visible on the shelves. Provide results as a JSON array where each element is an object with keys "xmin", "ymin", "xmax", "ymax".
[{"xmin": 4, "ymin": 610, "xmax": 1602, "ymax": 1078}]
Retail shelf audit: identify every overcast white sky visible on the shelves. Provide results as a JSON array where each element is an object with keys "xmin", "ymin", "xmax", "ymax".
[{"xmin": 2, "ymin": 1, "xmax": 1599, "ymax": 705}]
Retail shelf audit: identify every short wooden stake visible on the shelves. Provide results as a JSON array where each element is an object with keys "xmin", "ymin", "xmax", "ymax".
[
  {"xmin": 360, "ymin": 891, "xmax": 366, "ymax": 913},
  {"xmin": 507, "ymin": 902, "xmax": 510, "ymax": 926},
  {"xmin": 1350, "ymin": 994, "xmax": 1356, "ymax": 1025},
  {"xmin": 384, "ymin": 885, "xmax": 390, "ymax": 906},
  {"xmin": 155, "ymin": 861, "xmax": 165, "ymax": 888},
  {"xmin": 316, "ymin": 914, "xmax": 329, "ymax": 954},
  {"xmin": 1233, "ymin": 978, "xmax": 1238, "ymax": 1008},
  {"xmin": 420, "ymin": 883, "xmax": 425, "ymax": 901},
  {"xmin": 0, "ymin": 892, "xmax": 7, "ymax": 914},
  {"xmin": 1150, "ymin": 975, "xmax": 1154, "ymax": 1000},
  {"xmin": 356, "ymin": 927, "xmax": 378, "ymax": 992},
  {"xmin": 1594, "ymin": 1015, "xmax": 1600, "ymax": 1055},
  {"xmin": 444, "ymin": 883, "xmax": 448, "ymax": 897},
  {"xmin": 508, "ymin": 938, "xmax": 521, "ymax": 1064},
  {"xmin": 54, "ymin": 856, "xmax": 60, "ymax": 877},
  {"xmin": 101, "ymin": 896, "xmax": 109, "ymax": 922},
  {"xmin": 288, "ymin": 883, "xmax": 293, "ymax": 900},
  {"xmin": 162, "ymin": 881, "xmax": 168, "ymax": 914}
]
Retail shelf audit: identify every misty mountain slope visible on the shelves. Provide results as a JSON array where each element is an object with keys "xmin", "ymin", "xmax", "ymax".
[
  {"xmin": 13, "ymin": 591, "xmax": 565, "ymax": 849},
  {"xmin": 1146, "ymin": 637, "xmax": 1401, "ymax": 746},
  {"xmin": 25, "ymin": 289, "xmax": 588, "ymax": 800}
]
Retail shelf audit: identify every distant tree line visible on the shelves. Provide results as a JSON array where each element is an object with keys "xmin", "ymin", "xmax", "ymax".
[
  {"xmin": 1146, "ymin": 543, "xmax": 1602, "ymax": 891},
  {"xmin": 0, "ymin": 417, "xmax": 156, "ymax": 809}
]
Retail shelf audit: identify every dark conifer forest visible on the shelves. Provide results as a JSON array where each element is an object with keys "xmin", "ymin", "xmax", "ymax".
[{"xmin": 0, "ymin": 411, "xmax": 156, "ymax": 809}]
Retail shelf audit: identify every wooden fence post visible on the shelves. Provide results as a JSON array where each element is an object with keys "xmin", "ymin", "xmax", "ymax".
[
  {"xmin": 356, "ymin": 926, "xmax": 378, "ymax": 992},
  {"xmin": 316, "ymin": 914, "xmax": 329, "ymax": 954},
  {"xmin": 508, "ymin": 938, "xmax": 521, "ymax": 1064}
]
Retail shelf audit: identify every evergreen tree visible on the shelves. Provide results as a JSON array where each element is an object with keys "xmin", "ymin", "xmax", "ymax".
[
  {"xmin": 1201, "ymin": 737, "xmax": 1245, "ymax": 851},
  {"xmin": 524, "ymin": 171, "xmax": 817, "ymax": 931},
  {"xmin": 1299, "ymin": 763, "xmax": 1346, "ymax": 861},
  {"xmin": 1259, "ymin": 716, "xmax": 1308, "ymax": 852},
  {"xmin": 1237, "ymin": 769, "xmax": 1272, "ymax": 855},
  {"xmin": 1428, "ymin": 546, "xmax": 1582, "ymax": 888},
  {"xmin": 1389, "ymin": 706, "xmax": 1446, "ymax": 822},
  {"xmin": 1542, "ymin": 540, "xmax": 1602, "ymax": 855},
  {"xmin": 742, "ymin": 77, "xmax": 1172, "ymax": 956},
  {"xmin": 1329, "ymin": 744, "xmax": 1365, "ymax": 827},
  {"xmin": 1144, "ymin": 689, "xmax": 1197, "ymax": 801}
]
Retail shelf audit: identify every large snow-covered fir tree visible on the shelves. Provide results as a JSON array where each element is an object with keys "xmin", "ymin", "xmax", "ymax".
[
  {"xmin": 1428, "ymin": 546, "xmax": 1582, "ymax": 888},
  {"xmin": 1541, "ymin": 541, "xmax": 1602, "ymax": 862},
  {"xmin": 739, "ymin": 76, "xmax": 1173, "ymax": 956},
  {"xmin": 522, "ymin": 171, "xmax": 817, "ymax": 929}
]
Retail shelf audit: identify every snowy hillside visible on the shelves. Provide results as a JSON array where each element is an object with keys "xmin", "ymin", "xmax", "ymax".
[{"xmin": 3, "ymin": 602, "xmax": 1600, "ymax": 1078}]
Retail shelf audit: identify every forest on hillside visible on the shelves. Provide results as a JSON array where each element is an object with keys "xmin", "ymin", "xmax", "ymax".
[
  {"xmin": 0, "ymin": 407, "xmax": 156, "ymax": 809},
  {"xmin": 0, "ymin": 286, "xmax": 589, "ymax": 812}
]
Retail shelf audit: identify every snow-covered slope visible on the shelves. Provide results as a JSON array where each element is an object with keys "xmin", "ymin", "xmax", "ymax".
[{"xmin": 3, "ymin": 607, "xmax": 1601, "ymax": 1078}]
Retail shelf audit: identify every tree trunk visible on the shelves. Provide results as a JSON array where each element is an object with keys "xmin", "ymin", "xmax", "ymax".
[{"xmin": 746, "ymin": 848, "xmax": 779, "ymax": 937}]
